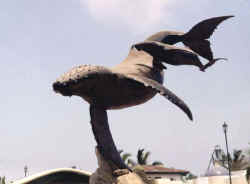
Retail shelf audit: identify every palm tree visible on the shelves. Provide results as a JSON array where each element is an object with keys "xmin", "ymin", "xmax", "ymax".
[
  {"xmin": 246, "ymin": 167, "xmax": 250, "ymax": 184},
  {"xmin": 137, "ymin": 148, "xmax": 164, "ymax": 166},
  {"xmin": 0, "ymin": 176, "xmax": 6, "ymax": 184},
  {"xmin": 152, "ymin": 161, "xmax": 164, "ymax": 166},
  {"xmin": 137, "ymin": 149, "xmax": 150, "ymax": 165},
  {"xmin": 214, "ymin": 147, "xmax": 250, "ymax": 171},
  {"xmin": 181, "ymin": 173, "xmax": 197, "ymax": 182},
  {"xmin": 119, "ymin": 150, "xmax": 136, "ymax": 167},
  {"xmin": 246, "ymin": 143, "xmax": 250, "ymax": 156},
  {"xmin": 119, "ymin": 148, "xmax": 164, "ymax": 167}
]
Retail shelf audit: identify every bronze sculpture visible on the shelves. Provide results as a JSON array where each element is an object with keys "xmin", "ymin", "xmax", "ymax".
[
  {"xmin": 52, "ymin": 16, "xmax": 233, "ymax": 171},
  {"xmin": 146, "ymin": 16, "xmax": 233, "ymax": 71}
]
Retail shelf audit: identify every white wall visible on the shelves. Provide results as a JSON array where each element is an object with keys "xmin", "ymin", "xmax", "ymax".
[
  {"xmin": 155, "ymin": 175, "xmax": 248, "ymax": 184},
  {"xmin": 147, "ymin": 173, "xmax": 184, "ymax": 181}
]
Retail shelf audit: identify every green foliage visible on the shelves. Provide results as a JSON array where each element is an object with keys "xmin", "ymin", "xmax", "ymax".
[
  {"xmin": 0, "ymin": 176, "xmax": 6, "ymax": 184},
  {"xmin": 246, "ymin": 143, "xmax": 250, "ymax": 156},
  {"xmin": 137, "ymin": 149, "xmax": 150, "ymax": 165},
  {"xmin": 121, "ymin": 153, "xmax": 132, "ymax": 163},
  {"xmin": 246, "ymin": 167, "xmax": 250, "ymax": 184},
  {"xmin": 181, "ymin": 173, "xmax": 197, "ymax": 182},
  {"xmin": 185, "ymin": 173, "xmax": 197, "ymax": 180},
  {"xmin": 119, "ymin": 148, "xmax": 164, "ymax": 167},
  {"xmin": 152, "ymin": 161, "xmax": 164, "ymax": 166},
  {"xmin": 214, "ymin": 146, "xmax": 250, "ymax": 171},
  {"xmin": 119, "ymin": 150, "xmax": 136, "ymax": 167}
]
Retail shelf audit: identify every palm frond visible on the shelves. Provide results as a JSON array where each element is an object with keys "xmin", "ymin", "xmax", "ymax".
[
  {"xmin": 122, "ymin": 153, "xmax": 132, "ymax": 162},
  {"xmin": 137, "ymin": 148, "xmax": 145, "ymax": 165},
  {"xmin": 128, "ymin": 159, "xmax": 136, "ymax": 167},
  {"xmin": 142, "ymin": 151, "xmax": 151, "ymax": 165},
  {"xmin": 246, "ymin": 167, "xmax": 250, "ymax": 182},
  {"xmin": 152, "ymin": 161, "xmax": 163, "ymax": 166}
]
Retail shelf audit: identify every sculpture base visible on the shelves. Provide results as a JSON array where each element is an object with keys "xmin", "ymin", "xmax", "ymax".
[{"xmin": 90, "ymin": 147, "xmax": 154, "ymax": 184}]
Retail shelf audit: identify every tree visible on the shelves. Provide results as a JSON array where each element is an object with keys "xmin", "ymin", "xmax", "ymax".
[
  {"xmin": 24, "ymin": 165, "xmax": 28, "ymax": 177},
  {"xmin": 137, "ymin": 148, "xmax": 164, "ymax": 166},
  {"xmin": 246, "ymin": 143, "xmax": 250, "ymax": 156},
  {"xmin": 119, "ymin": 150, "xmax": 136, "ymax": 167},
  {"xmin": 119, "ymin": 148, "xmax": 164, "ymax": 167},
  {"xmin": 152, "ymin": 161, "xmax": 164, "ymax": 166},
  {"xmin": 214, "ymin": 146, "xmax": 250, "ymax": 171},
  {"xmin": 137, "ymin": 149, "xmax": 150, "ymax": 165},
  {"xmin": 246, "ymin": 167, "xmax": 250, "ymax": 184},
  {"xmin": 181, "ymin": 173, "xmax": 197, "ymax": 182},
  {"xmin": 0, "ymin": 176, "xmax": 6, "ymax": 184}
]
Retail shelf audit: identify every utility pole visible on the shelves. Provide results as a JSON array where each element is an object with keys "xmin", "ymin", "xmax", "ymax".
[
  {"xmin": 24, "ymin": 165, "xmax": 28, "ymax": 177},
  {"xmin": 222, "ymin": 122, "xmax": 232, "ymax": 184}
]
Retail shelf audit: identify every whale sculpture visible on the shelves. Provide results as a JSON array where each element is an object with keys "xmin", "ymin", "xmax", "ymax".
[{"xmin": 53, "ymin": 16, "xmax": 233, "ymax": 170}]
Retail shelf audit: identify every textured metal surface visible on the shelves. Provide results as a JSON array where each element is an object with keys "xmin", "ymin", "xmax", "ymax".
[
  {"xmin": 90, "ymin": 106, "xmax": 129, "ymax": 170},
  {"xmin": 147, "ymin": 16, "xmax": 234, "ymax": 66},
  {"xmin": 52, "ymin": 16, "xmax": 232, "ymax": 170},
  {"xmin": 52, "ymin": 47, "xmax": 193, "ymax": 170},
  {"xmin": 133, "ymin": 41, "xmax": 202, "ymax": 70},
  {"xmin": 53, "ymin": 63, "xmax": 157, "ymax": 110}
]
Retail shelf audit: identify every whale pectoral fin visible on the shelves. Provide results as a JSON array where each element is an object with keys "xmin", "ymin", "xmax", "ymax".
[
  {"xmin": 89, "ymin": 105, "xmax": 130, "ymax": 171},
  {"xmin": 165, "ymin": 47, "xmax": 203, "ymax": 69},
  {"xmin": 133, "ymin": 41, "xmax": 204, "ymax": 70},
  {"xmin": 126, "ymin": 75, "xmax": 193, "ymax": 121}
]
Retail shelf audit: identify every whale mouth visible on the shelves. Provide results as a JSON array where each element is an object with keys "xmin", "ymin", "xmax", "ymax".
[{"xmin": 52, "ymin": 82, "xmax": 73, "ymax": 97}]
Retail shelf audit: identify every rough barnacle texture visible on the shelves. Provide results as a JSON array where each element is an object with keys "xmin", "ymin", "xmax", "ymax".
[
  {"xmin": 90, "ymin": 148, "xmax": 155, "ymax": 184},
  {"xmin": 53, "ymin": 63, "xmax": 158, "ymax": 109},
  {"xmin": 55, "ymin": 65, "xmax": 113, "ymax": 84}
]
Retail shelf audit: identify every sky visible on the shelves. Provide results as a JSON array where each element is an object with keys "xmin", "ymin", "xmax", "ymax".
[{"xmin": 0, "ymin": 0, "xmax": 250, "ymax": 181}]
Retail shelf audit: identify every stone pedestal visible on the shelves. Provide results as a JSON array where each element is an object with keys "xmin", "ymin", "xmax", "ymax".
[{"xmin": 89, "ymin": 148, "xmax": 154, "ymax": 184}]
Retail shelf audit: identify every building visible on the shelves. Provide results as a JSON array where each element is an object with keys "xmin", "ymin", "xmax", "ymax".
[
  {"xmin": 141, "ymin": 165, "xmax": 190, "ymax": 181},
  {"xmin": 13, "ymin": 168, "xmax": 91, "ymax": 184}
]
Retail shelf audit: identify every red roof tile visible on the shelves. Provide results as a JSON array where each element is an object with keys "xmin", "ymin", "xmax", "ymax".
[{"xmin": 141, "ymin": 165, "xmax": 189, "ymax": 174}]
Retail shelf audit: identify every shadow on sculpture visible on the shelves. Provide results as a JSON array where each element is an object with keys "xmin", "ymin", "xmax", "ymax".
[{"xmin": 53, "ymin": 16, "xmax": 233, "ymax": 183}]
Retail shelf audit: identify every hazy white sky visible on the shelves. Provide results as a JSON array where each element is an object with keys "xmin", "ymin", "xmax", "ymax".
[
  {"xmin": 81, "ymin": 0, "xmax": 175, "ymax": 31},
  {"xmin": 1, "ymin": 0, "xmax": 250, "ymax": 181}
]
